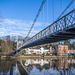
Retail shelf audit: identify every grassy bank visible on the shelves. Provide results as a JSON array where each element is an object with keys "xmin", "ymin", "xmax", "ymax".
[
  {"xmin": 0, "ymin": 55, "xmax": 73, "ymax": 59},
  {"xmin": 13, "ymin": 55, "xmax": 73, "ymax": 59}
]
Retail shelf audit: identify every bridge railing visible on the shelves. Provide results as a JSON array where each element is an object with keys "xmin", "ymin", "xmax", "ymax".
[{"xmin": 20, "ymin": 9, "xmax": 75, "ymax": 48}]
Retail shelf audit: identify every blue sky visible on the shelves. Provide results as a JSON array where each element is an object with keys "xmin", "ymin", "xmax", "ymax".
[{"xmin": 0, "ymin": 0, "xmax": 74, "ymax": 38}]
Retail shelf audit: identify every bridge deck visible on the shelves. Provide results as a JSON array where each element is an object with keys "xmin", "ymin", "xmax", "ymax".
[{"xmin": 11, "ymin": 9, "xmax": 75, "ymax": 55}]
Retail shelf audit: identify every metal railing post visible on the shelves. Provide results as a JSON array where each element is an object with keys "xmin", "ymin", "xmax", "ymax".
[{"xmin": 64, "ymin": 16, "xmax": 66, "ymax": 28}]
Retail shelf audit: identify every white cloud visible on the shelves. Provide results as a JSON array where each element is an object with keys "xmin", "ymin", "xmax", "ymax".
[{"xmin": 0, "ymin": 19, "xmax": 48, "ymax": 37}]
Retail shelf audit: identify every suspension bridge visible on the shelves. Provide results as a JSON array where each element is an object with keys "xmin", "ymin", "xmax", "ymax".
[{"xmin": 10, "ymin": 0, "xmax": 75, "ymax": 55}]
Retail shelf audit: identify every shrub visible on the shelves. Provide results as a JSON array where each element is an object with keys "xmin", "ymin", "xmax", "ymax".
[{"xmin": 3, "ymin": 52, "xmax": 8, "ymax": 55}]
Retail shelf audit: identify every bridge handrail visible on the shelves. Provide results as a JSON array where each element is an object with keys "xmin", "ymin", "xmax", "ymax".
[{"xmin": 20, "ymin": 9, "xmax": 75, "ymax": 48}]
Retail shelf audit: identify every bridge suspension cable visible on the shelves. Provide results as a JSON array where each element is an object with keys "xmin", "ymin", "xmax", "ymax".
[
  {"xmin": 43, "ymin": 0, "xmax": 44, "ymax": 25},
  {"xmin": 25, "ymin": 0, "xmax": 73, "ymax": 41},
  {"xmin": 25, "ymin": 0, "xmax": 46, "ymax": 41},
  {"xmin": 61, "ymin": 0, "xmax": 62, "ymax": 17},
  {"xmin": 47, "ymin": 0, "xmax": 48, "ymax": 25},
  {"xmin": 57, "ymin": 0, "xmax": 73, "ymax": 20},
  {"xmin": 52, "ymin": 0, "xmax": 54, "ymax": 22},
  {"xmin": 73, "ymin": 0, "xmax": 75, "ymax": 9}
]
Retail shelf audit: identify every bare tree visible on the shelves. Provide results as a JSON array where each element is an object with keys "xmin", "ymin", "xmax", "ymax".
[{"xmin": 1, "ymin": 36, "xmax": 14, "ymax": 54}]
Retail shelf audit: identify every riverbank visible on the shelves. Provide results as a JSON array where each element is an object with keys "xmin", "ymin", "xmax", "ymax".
[
  {"xmin": 17, "ymin": 55, "xmax": 73, "ymax": 59},
  {"xmin": 0, "ymin": 55, "xmax": 73, "ymax": 59}
]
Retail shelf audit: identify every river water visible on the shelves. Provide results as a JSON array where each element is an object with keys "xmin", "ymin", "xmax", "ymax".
[{"xmin": 0, "ymin": 58, "xmax": 75, "ymax": 75}]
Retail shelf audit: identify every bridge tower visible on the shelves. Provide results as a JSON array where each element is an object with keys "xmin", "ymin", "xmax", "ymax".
[{"xmin": 17, "ymin": 39, "xmax": 23, "ymax": 49}]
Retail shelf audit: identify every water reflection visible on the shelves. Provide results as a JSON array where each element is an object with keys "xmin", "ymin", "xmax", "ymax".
[
  {"xmin": 0, "ymin": 59, "xmax": 20, "ymax": 75},
  {"xmin": 21, "ymin": 58, "xmax": 75, "ymax": 75},
  {"xmin": 0, "ymin": 58, "xmax": 75, "ymax": 75}
]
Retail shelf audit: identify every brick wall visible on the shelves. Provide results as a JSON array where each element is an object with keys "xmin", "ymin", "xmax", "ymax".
[{"xmin": 56, "ymin": 45, "xmax": 68, "ymax": 55}]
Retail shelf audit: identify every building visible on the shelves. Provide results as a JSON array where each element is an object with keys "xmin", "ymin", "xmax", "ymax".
[
  {"xmin": 26, "ymin": 47, "xmax": 49, "ymax": 54},
  {"xmin": 68, "ymin": 50, "xmax": 75, "ymax": 54},
  {"xmin": 55, "ymin": 45, "xmax": 68, "ymax": 55}
]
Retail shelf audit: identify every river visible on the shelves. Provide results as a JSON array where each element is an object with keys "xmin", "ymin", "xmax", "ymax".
[{"xmin": 0, "ymin": 58, "xmax": 75, "ymax": 75}]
